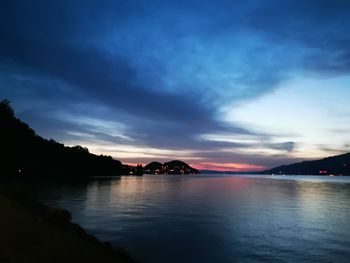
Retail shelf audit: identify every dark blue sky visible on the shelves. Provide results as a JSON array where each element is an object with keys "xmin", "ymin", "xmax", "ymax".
[{"xmin": 1, "ymin": 0, "xmax": 350, "ymax": 170}]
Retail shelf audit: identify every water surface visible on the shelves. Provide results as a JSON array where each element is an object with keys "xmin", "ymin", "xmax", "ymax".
[{"xmin": 32, "ymin": 175, "xmax": 350, "ymax": 263}]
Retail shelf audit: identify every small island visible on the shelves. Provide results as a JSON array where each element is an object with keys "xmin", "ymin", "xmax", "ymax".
[{"xmin": 144, "ymin": 160, "xmax": 199, "ymax": 175}]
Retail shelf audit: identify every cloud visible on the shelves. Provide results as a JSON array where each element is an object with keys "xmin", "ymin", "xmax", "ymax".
[
  {"xmin": 0, "ymin": 0, "xmax": 349, "ymax": 170},
  {"xmin": 0, "ymin": 31, "xmax": 215, "ymax": 122},
  {"xmin": 248, "ymin": 0, "xmax": 350, "ymax": 75},
  {"xmin": 267, "ymin": 142, "xmax": 295, "ymax": 152}
]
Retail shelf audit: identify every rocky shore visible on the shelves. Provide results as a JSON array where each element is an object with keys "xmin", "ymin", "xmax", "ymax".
[{"xmin": 0, "ymin": 193, "xmax": 135, "ymax": 263}]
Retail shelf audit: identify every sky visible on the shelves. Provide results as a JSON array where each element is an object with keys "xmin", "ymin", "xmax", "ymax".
[{"xmin": 1, "ymin": 0, "xmax": 350, "ymax": 171}]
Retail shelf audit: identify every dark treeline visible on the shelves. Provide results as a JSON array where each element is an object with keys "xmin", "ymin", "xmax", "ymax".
[{"xmin": 0, "ymin": 100, "xmax": 127, "ymax": 178}]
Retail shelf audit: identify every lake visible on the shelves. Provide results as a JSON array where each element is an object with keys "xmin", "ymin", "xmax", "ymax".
[{"xmin": 30, "ymin": 175, "xmax": 350, "ymax": 263}]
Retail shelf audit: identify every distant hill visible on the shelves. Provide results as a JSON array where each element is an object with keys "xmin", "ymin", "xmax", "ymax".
[
  {"xmin": 200, "ymin": 170, "xmax": 257, "ymax": 175},
  {"xmin": 144, "ymin": 160, "xmax": 199, "ymax": 175},
  {"xmin": 262, "ymin": 152, "xmax": 350, "ymax": 175},
  {"xmin": 144, "ymin": 162, "xmax": 162, "ymax": 174},
  {"xmin": 0, "ymin": 100, "xmax": 126, "ymax": 177}
]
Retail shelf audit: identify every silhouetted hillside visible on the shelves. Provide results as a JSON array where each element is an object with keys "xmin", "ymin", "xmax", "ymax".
[
  {"xmin": 144, "ymin": 160, "xmax": 199, "ymax": 174},
  {"xmin": 262, "ymin": 153, "xmax": 350, "ymax": 175},
  {"xmin": 144, "ymin": 162, "xmax": 162, "ymax": 174},
  {"xmin": 0, "ymin": 100, "xmax": 126, "ymax": 177}
]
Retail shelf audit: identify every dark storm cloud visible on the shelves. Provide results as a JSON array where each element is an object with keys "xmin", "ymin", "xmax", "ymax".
[
  {"xmin": 1, "ymin": 27, "xmax": 233, "ymax": 138},
  {"xmin": 0, "ymin": 31, "xmax": 209, "ymax": 122},
  {"xmin": 0, "ymin": 0, "xmax": 254, "ymax": 148}
]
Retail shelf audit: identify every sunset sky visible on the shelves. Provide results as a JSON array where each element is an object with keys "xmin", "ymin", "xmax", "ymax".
[{"xmin": 1, "ymin": 0, "xmax": 350, "ymax": 171}]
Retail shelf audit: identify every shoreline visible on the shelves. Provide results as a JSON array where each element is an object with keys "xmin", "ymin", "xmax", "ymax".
[{"xmin": 0, "ymin": 192, "xmax": 136, "ymax": 263}]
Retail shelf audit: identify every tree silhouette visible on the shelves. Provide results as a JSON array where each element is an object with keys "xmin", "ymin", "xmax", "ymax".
[{"xmin": 0, "ymin": 99, "xmax": 14, "ymax": 118}]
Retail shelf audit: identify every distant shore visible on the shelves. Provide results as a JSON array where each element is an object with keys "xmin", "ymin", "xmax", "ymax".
[{"xmin": 0, "ymin": 191, "xmax": 135, "ymax": 263}]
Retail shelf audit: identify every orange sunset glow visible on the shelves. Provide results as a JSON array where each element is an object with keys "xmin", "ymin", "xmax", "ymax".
[{"xmin": 191, "ymin": 162, "xmax": 266, "ymax": 172}]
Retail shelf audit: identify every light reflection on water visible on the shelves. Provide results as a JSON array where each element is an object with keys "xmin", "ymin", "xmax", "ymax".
[{"xmin": 33, "ymin": 175, "xmax": 350, "ymax": 263}]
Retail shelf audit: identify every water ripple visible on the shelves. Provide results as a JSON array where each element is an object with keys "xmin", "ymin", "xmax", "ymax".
[{"xmin": 31, "ymin": 175, "xmax": 350, "ymax": 263}]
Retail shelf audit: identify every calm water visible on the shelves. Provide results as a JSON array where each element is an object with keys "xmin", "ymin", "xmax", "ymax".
[{"xmin": 31, "ymin": 175, "xmax": 350, "ymax": 263}]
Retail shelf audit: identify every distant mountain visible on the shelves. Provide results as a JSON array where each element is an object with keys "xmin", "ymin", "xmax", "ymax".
[
  {"xmin": 144, "ymin": 160, "xmax": 199, "ymax": 175},
  {"xmin": 0, "ymin": 100, "xmax": 128, "ymax": 177},
  {"xmin": 200, "ymin": 170, "xmax": 257, "ymax": 175},
  {"xmin": 262, "ymin": 152, "xmax": 350, "ymax": 175}
]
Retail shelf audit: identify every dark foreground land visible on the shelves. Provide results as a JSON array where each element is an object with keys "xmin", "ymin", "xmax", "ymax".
[{"xmin": 0, "ymin": 192, "xmax": 135, "ymax": 263}]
